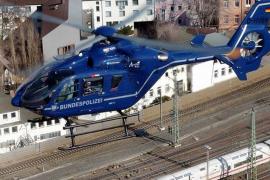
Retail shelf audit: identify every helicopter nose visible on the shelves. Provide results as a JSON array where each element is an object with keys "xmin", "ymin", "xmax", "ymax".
[{"xmin": 11, "ymin": 95, "xmax": 21, "ymax": 107}]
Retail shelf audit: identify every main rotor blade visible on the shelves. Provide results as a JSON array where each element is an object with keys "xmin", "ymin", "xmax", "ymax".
[
  {"xmin": 73, "ymin": 35, "xmax": 105, "ymax": 54},
  {"xmin": 31, "ymin": 11, "xmax": 94, "ymax": 33},
  {"xmin": 114, "ymin": 34, "xmax": 192, "ymax": 50},
  {"xmin": 114, "ymin": 5, "xmax": 149, "ymax": 29},
  {"xmin": 73, "ymin": 5, "xmax": 149, "ymax": 53}
]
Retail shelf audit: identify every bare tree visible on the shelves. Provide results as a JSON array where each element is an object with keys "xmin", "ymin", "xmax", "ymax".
[
  {"xmin": 3, "ymin": 19, "xmax": 42, "ymax": 77},
  {"xmin": 188, "ymin": 0, "xmax": 219, "ymax": 27}
]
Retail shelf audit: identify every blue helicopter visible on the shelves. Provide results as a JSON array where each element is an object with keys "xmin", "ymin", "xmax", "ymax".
[{"xmin": 10, "ymin": 0, "xmax": 270, "ymax": 120}]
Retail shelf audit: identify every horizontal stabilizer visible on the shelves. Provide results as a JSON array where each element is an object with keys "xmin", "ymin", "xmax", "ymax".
[{"xmin": 191, "ymin": 34, "xmax": 205, "ymax": 46}]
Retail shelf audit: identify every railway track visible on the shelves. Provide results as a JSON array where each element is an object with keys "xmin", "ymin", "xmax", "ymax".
[
  {"xmin": 258, "ymin": 168, "xmax": 270, "ymax": 180},
  {"xmin": 89, "ymin": 115, "xmax": 270, "ymax": 180},
  {"xmin": 2, "ymin": 77, "xmax": 270, "ymax": 178}
]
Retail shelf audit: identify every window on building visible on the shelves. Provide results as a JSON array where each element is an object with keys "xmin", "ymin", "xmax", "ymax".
[
  {"xmin": 147, "ymin": 9, "xmax": 153, "ymax": 15},
  {"xmin": 57, "ymin": 44, "xmax": 75, "ymax": 56},
  {"xmin": 235, "ymin": 15, "xmax": 240, "ymax": 24},
  {"xmin": 133, "ymin": 0, "xmax": 138, "ymax": 5},
  {"xmin": 157, "ymin": 87, "xmax": 161, "ymax": 95},
  {"xmin": 40, "ymin": 131, "xmax": 61, "ymax": 140},
  {"xmin": 171, "ymin": 6, "xmax": 174, "ymax": 12},
  {"xmin": 111, "ymin": 75, "xmax": 123, "ymax": 90},
  {"xmin": 146, "ymin": 0, "xmax": 152, "ymax": 5},
  {"xmin": 246, "ymin": 0, "xmax": 251, "ymax": 7},
  {"xmin": 235, "ymin": 0, "xmax": 240, "ymax": 7},
  {"xmin": 119, "ymin": 11, "xmax": 125, "ymax": 17},
  {"xmin": 56, "ymin": 79, "xmax": 79, "ymax": 102},
  {"xmin": 116, "ymin": 1, "xmax": 128, "ymax": 6},
  {"xmin": 11, "ymin": 112, "xmax": 16, "ymax": 118},
  {"xmin": 178, "ymin": 5, "xmax": 182, "ymax": 10},
  {"xmin": 106, "ymin": 11, "xmax": 112, "ymax": 17},
  {"xmin": 4, "ymin": 128, "xmax": 9, "ymax": 134},
  {"xmin": 173, "ymin": 69, "xmax": 179, "ymax": 75},
  {"xmin": 12, "ymin": 126, "xmax": 18, "ymax": 133},
  {"xmin": 96, "ymin": 6, "xmax": 100, "ymax": 12},
  {"xmin": 200, "ymin": 167, "xmax": 205, "ymax": 171},
  {"xmin": 224, "ymin": 0, "xmax": 229, "ymax": 8},
  {"xmin": 149, "ymin": 89, "xmax": 154, "ymax": 97},
  {"xmin": 181, "ymin": 67, "xmax": 185, "ymax": 72},
  {"xmin": 165, "ymin": 72, "xmax": 169, "ymax": 77},
  {"xmin": 47, "ymin": 120, "xmax": 52, "ymax": 126},
  {"xmin": 106, "ymin": 22, "xmax": 112, "ymax": 26},
  {"xmin": 161, "ymin": 9, "xmax": 166, "ymax": 21},
  {"xmin": 105, "ymin": 1, "xmax": 111, "ymax": 7},
  {"xmin": 39, "ymin": 121, "xmax": 44, "ymax": 128},
  {"xmin": 83, "ymin": 76, "xmax": 103, "ymax": 96},
  {"xmin": 31, "ymin": 122, "xmax": 36, "ymax": 129},
  {"xmin": 97, "ymin": 16, "xmax": 100, "ymax": 22},
  {"xmin": 228, "ymin": 67, "xmax": 233, "ymax": 74},
  {"xmin": 221, "ymin": 68, "xmax": 226, "ymax": 76},
  {"xmin": 96, "ymin": 1, "xmax": 99, "ymax": 5},
  {"xmin": 3, "ymin": 114, "xmax": 7, "ymax": 119},
  {"xmin": 55, "ymin": 119, "xmax": 60, "ymax": 124},
  {"xmin": 224, "ymin": 15, "xmax": 229, "ymax": 24},
  {"xmin": 0, "ymin": 129, "xmax": 2, "ymax": 136},
  {"xmin": 214, "ymin": 70, "xmax": 218, "ymax": 78}
]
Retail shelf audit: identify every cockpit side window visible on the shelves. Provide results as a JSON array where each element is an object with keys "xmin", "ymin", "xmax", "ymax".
[
  {"xmin": 83, "ymin": 76, "xmax": 103, "ymax": 96},
  {"xmin": 56, "ymin": 79, "xmax": 79, "ymax": 103},
  {"xmin": 111, "ymin": 75, "xmax": 123, "ymax": 90}
]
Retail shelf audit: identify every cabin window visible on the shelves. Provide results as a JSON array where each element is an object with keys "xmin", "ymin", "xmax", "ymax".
[
  {"xmin": 83, "ymin": 76, "xmax": 103, "ymax": 96},
  {"xmin": 111, "ymin": 75, "xmax": 123, "ymax": 89},
  {"xmin": 56, "ymin": 79, "xmax": 79, "ymax": 102}
]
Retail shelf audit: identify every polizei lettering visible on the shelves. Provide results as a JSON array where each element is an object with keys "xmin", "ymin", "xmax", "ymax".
[{"xmin": 59, "ymin": 98, "xmax": 103, "ymax": 110}]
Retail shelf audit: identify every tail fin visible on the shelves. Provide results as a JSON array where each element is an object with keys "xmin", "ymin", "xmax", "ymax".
[{"xmin": 223, "ymin": 0, "xmax": 270, "ymax": 80}]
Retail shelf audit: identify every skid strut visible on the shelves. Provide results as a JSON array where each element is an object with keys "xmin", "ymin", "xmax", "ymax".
[
  {"xmin": 118, "ymin": 111, "xmax": 128, "ymax": 136},
  {"xmin": 58, "ymin": 113, "xmax": 139, "ymax": 151},
  {"xmin": 65, "ymin": 118, "xmax": 76, "ymax": 147}
]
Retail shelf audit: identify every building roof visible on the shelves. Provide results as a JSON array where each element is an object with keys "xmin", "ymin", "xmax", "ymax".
[
  {"xmin": 0, "ymin": 92, "xmax": 39, "ymax": 122},
  {"xmin": 204, "ymin": 32, "xmax": 230, "ymax": 47}
]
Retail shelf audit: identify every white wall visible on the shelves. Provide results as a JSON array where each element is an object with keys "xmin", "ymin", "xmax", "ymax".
[
  {"xmin": 42, "ymin": 0, "xmax": 82, "ymax": 61},
  {"xmin": 0, "ymin": 110, "xmax": 66, "ymax": 154},
  {"xmin": 83, "ymin": 0, "xmax": 155, "ymax": 29},
  {"xmin": 191, "ymin": 61, "xmax": 214, "ymax": 92},
  {"xmin": 0, "ymin": 111, "xmax": 20, "ymax": 125}
]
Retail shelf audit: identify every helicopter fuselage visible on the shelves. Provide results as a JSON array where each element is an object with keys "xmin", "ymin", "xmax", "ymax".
[{"xmin": 12, "ymin": 37, "xmax": 228, "ymax": 118}]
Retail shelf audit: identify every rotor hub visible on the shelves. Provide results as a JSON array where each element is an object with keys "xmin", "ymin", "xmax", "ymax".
[{"xmin": 240, "ymin": 32, "xmax": 264, "ymax": 58}]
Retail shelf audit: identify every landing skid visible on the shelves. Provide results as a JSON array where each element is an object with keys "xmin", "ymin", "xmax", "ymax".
[{"xmin": 58, "ymin": 112, "xmax": 139, "ymax": 151}]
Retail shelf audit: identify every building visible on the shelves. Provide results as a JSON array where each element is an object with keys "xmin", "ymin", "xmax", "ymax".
[
  {"xmin": 155, "ymin": 0, "xmax": 193, "ymax": 25},
  {"xmin": 82, "ymin": 0, "xmax": 155, "ymax": 29},
  {"xmin": 218, "ymin": 0, "xmax": 255, "ymax": 31},
  {"xmin": 0, "ymin": 93, "xmax": 66, "ymax": 154}
]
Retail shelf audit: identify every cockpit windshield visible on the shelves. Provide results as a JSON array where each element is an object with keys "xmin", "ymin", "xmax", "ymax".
[
  {"xmin": 17, "ymin": 60, "xmax": 64, "ymax": 93},
  {"xmin": 22, "ymin": 68, "xmax": 74, "ymax": 106}
]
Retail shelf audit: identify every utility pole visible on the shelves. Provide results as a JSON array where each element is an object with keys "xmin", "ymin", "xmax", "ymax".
[
  {"xmin": 172, "ymin": 70, "xmax": 180, "ymax": 146},
  {"xmin": 158, "ymin": 87, "xmax": 165, "ymax": 131},
  {"xmin": 247, "ymin": 108, "xmax": 257, "ymax": 180}
]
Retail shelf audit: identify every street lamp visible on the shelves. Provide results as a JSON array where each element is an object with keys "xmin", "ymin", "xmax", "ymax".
[{"xmin": 204, "ymin": 145, "xmax": 212, "ymax": 180}]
